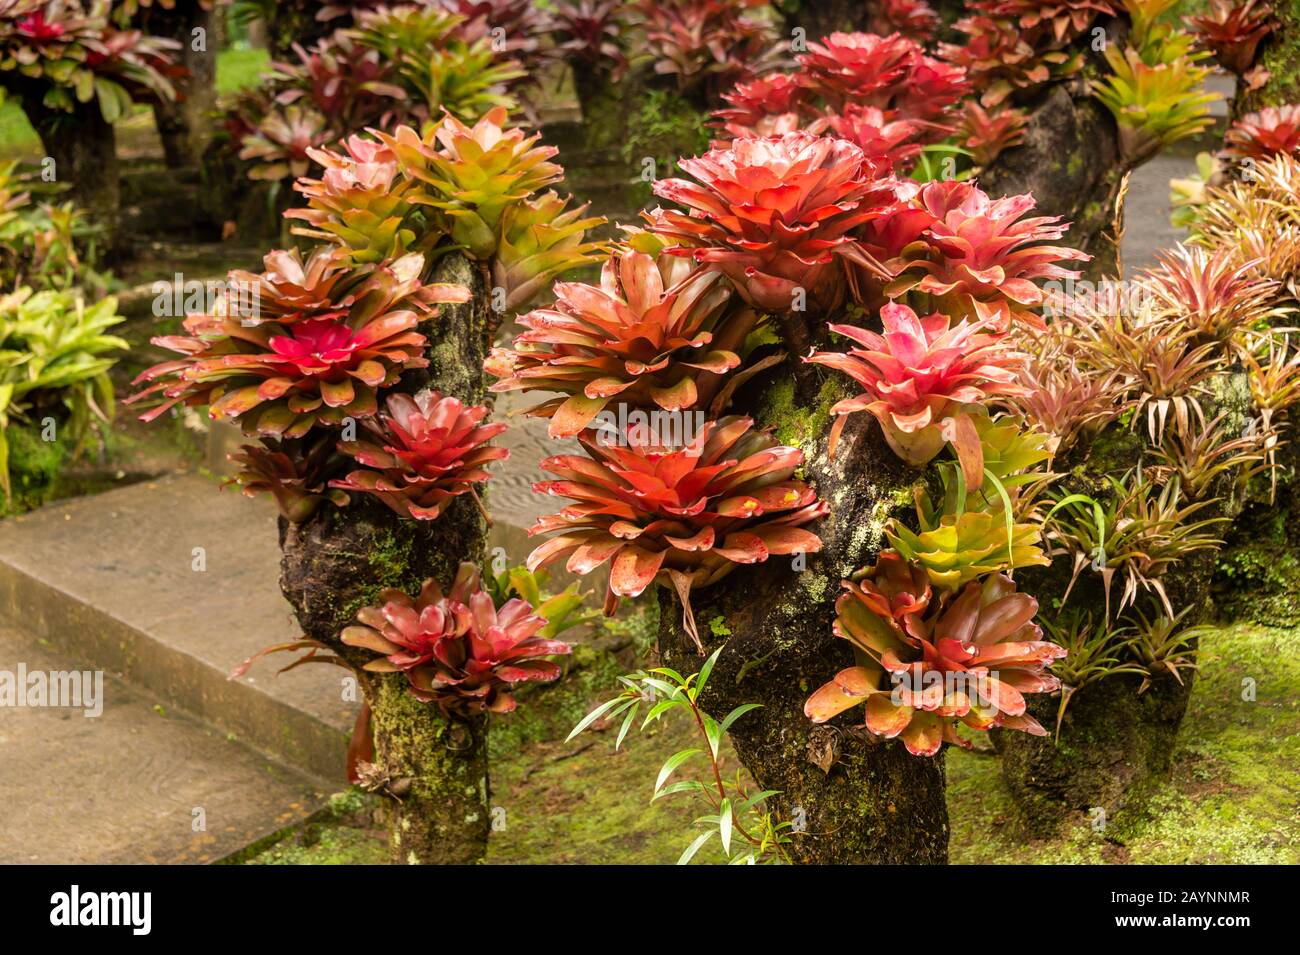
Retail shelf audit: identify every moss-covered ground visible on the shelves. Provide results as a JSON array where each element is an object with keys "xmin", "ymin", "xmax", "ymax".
[{"xmin": 241, "ymin": 617, "xmax": 1300, "ymax": 865}]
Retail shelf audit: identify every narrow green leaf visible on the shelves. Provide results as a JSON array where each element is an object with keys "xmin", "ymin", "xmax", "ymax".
[
  {"xmin": 677, "ymin": 828, "xmax": 716, "ymax": 866},
  {"xmin": 565, "ymin": 695, "xmax": 624, "ymax": 741},
  {"xmin": 696, "ymin": 645, "xmax": 724, "ymax": 693},
  {"xmin": 655, "ymin": 748, "xmax": 701, "ymax": 796},
  {"xmin": 719, "ymin": 702, "xmax": 762, "ymax": 734},
  {"xmin": 719, "ymin": 798, "xmax": 733, "ymax": 856}
]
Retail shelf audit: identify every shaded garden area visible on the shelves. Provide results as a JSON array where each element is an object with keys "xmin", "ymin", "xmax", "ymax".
[{"xmin": 2, "ymin": 0, "xmax": 1298, "ymax": 870}]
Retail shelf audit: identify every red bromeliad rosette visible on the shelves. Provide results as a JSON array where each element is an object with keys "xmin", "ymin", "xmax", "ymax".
[
  {"xmin": 885, "ymin": 179, "xmax": 1090, "ymax": 332},
  {"xmin": 484, "ymin": 244, "xmax": 745, "ymax": 438},
  {"xmin": 806, "ymin": 301, "xmax": 1029, "ymax": 486},
  {"xmin": 805, "ymin": 553, "xmax": 1066, "ymax": 756},
  {"xmin": 342, "ymin": 561, "xmax": 571, "ymax": 717},
  {"xmin": 331, "ymin": 390, "xmax": 508, "ymax": 521},
  {"xmin": 126, "ymin": 249, "xmax": 469, "ymax": 436},
  {"xmin": 526, "ymin": 416, "xmax": 827, "ymax": 646},
  {"xmin": 646, "ymin": 131, "xmax": 898, "ymax": 313}
]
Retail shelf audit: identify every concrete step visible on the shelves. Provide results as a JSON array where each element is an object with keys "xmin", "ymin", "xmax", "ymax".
[
  {"xmin": 0, "ymin": 474, "xmax": 355, "ymax": 782},
  {"xmin": 0, "ymin": 626, "xmax": 325, "ymax": 864}
]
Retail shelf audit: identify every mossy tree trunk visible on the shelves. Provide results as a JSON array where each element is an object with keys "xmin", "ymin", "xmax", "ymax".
[
  {"xmin": 142, "ymin": 0, "xmax": 219, "ymax": 168},
  {"xmin": 977, "ymin": 17, "xmax": 1131, "ymax": 278},
  {"xmin": 979, "ymin": 81, "xmax": 1128, "ymax": 278},
  {"xmin": 992, "ymin": 671, "xmax": 1195, "ymax": 836},
  {"xmin": 13, "ymin": 90, "xmax": 121, "ymax": 256},
  {"xmin": 277, "ymin": 252, "xmax": 497, "ymax": 864},
  {"xmin": 656, "ymin": 357, "xmax": 950, "ymax": 864}
]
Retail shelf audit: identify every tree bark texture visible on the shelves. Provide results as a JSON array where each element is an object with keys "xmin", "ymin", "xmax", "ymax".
[
  {"xmin": 992, "ymin": 672, "xmax": 1194, "ymax": 836},
  {"xmin": 278, "ymin": 252, "xmax": 497, "ymax": 864},
  {"xmin": 13, "ymin": 91, "xmax": 121, "ymax": 256},
  {"xmin": 655, "ymin": 359, "xmax": 950, "ymax": 864},
  {"xmin": 978, "ymin": 76, "xmax": 1128, "ymax": 279},
  {"xmin": 142, "ymin": 1, "xmax": 219, "ymax": 168}
]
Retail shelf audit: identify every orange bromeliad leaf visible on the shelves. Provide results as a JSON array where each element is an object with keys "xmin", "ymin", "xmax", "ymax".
[{"xmin": 527, "ymin": 416, "xmax": 827, "ymax": 647}]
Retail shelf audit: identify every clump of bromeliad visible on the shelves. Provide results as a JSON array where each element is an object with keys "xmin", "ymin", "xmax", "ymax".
[
  {"xmin": 489, "ymin": 87, "xmax": 1105, "ymax": 757},
  {"xmin": 128, "ymin": 106, "xmax": 607, "ymax": 744}
]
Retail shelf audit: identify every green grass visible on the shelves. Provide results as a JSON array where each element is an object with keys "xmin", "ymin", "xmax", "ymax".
[
  {"xmin": 0, "ymin": 48, "xmax": 270, "ymax": 162},
  {"xmin": 947, "ymin": 621, "xmax": 1300, "ymax": 864},
  {"xmin": 216, "ymin": 47, "xmax": 271, "ymax": 96},
  {"xmin": 240, "ymin": 618, "xmax": 1300, "ymax": 865}
]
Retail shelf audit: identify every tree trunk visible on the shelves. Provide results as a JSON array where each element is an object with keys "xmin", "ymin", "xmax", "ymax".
[
  {"xmin": 145, "ymin": 1, "xmax": 219, "ymax": 168},
  {"xmin": 992, "ymin": 670, "xmax": 1194, "ymax": 837},
  {"xmin": 979, "ymin": 75, "xmax": 1127, "ymax": 278},
  {"xmin": 781, "ymin": 0, "xmax": 873, "ymax": 39},
  {"xmin": 277, "ymin": 252, "xmax": 498, "ymax": 864},
  {"xmin": 16, "ymin": 93, "xmax": 121, "ymax": 257},
  {"xmin": 655, "ymin": 368, "xmax": 950, "ymax": 865}
]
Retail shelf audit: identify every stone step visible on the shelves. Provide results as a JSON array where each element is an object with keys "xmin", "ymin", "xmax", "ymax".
[
  {"xmin": 0, "ymin": 625, "xmax": 325, "ymax": 864},
  {"xmin": 0, "ymin": 474, "xmax": 355, "ymax": 782}
]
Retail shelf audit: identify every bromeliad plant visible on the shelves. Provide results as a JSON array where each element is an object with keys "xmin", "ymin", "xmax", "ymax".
[
  {"xmin": 376, "ymin": 106, "xmax": 567, "ymax": 261},
  {"xmin": 290, "ymin": 107, "xmax": 606, "ymax": 300},
  {"xmin": 221, "ymin": 4, "xmax": 529, "ymax": 190},
  {"xmin": 795, "ymin": 30, "xmax": 968, "ymax": 131},
  {"xmin": 646, "ymin": 131, "xmax": 896, "ymax": 314},
  {"xmin": 331, "ymin": 389, "xmax": 509, "ymax": 522},
  {"xmin": 340, "ymin": 561, "xmax": 572, "ymax": 717},
  {"xmin": 1090, "ymin": 42, "xmax": 1217, "ymax": 165},
  {"xmin": 0, "ymin": 284, "xmax": 126, "ymax": 500},
  {"xmin": 485, "ymin": 243, "xmax": 745, "ymax": 437},
  {"xmin": 1043, "ymin": 470, "xmax": 1226, "ymax": 617},
  {"xmin": 703, "ymin": 29, "xmax": 966, "ymax": 177},
  {"xmin": 879, "ymin": 179, "xmax": 1091, "ymax": 332},
  {"xmin": 0, "ymin": 161, "xmax": 91, "ymax": 292},
  {"xmin": 550, "ymin": 0, "xmax": 629, "ymax": 80},
  {"xmin": 806, "ymin": 302, "xmax": 1029, "ymax": 484},
  {"xmin": 804, "ymin": 555, "xmax": 1066, "ymax": 755},
  {"xmin": 1190, "ymin": 0, "xmax": 1275, "ymax": 78},
  {"xmin": 0, "ymin": 0, "xmax": 178, "ymax": 122},
  {"xmin": 125, "ymin": 249, "xmax": 468, "ymax": 437},
  {"xmin": 526, "ymin": 416, "xmax": 827, "ymax": 644},
  {"xmin": 635, "ymin": 0, "xmax": 780, "ymax": 102},
  {"xmin": 1224, "ymin": 105, "xmax": 1300, "ymax": 162}
]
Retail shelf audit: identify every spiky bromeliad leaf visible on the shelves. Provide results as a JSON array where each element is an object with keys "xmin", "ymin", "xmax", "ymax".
[
  {"xmin": 331, "ymin": 389, "xmax": 509, "ymax": 522},
  {"xmin": 486, "ymin": 244, "xmax": 753, "ymax": 438},
  {"xmin": 126, "ymin": 249, "xmax": 470, "ymax": 437},
  {"xmin": 526, "ymin": 416, "xmax": 827, "ymax": 648}
]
